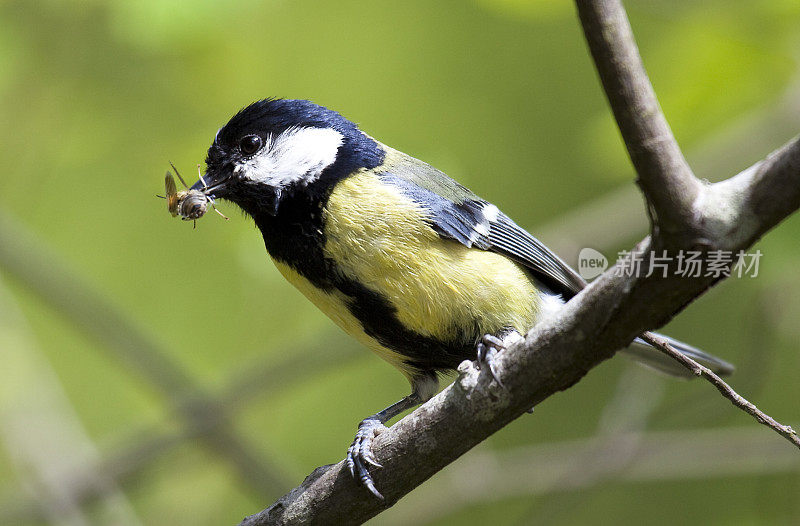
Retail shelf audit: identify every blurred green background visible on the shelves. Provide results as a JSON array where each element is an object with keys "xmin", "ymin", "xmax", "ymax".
[{"xmin": 1, "ymin": 0, "xmax": 799, "ymax": 524}]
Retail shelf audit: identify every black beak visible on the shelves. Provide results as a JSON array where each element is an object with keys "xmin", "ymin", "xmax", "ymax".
[
  {"xmin": 190, "ymin": 164, "xmax": 231, "ymax": 197},
  {"xmin": 190, "ymin": 162, "xmax": 283, "ymax": 216}
]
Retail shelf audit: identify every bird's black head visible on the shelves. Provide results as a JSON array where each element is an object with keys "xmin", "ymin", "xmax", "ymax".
[{"xmin": 193, "ymin": 99, "xmax": 385, "ymax": 217}]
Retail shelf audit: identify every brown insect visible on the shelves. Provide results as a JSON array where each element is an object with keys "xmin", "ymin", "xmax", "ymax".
[{"xmin": 161, "ymin": 163, "xmax": 228, "ymax": 228}]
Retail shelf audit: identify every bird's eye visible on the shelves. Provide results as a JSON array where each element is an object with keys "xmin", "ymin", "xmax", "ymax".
[{"xmin": 239, "ymin": 134, "xmax": 263, "ymax": 156}]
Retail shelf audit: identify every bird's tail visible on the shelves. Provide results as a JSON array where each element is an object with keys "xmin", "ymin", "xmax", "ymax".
[{"xmin": 619, "ymin": 333, "xmax": 735, "ymax": 378}]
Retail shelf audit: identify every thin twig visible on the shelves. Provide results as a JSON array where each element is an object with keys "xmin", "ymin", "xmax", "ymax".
[{"xmin": 640, "ymin": 332, "xmax": 800, "ymax": 448}]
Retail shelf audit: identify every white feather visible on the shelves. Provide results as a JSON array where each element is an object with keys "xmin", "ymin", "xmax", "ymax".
[
  {"xmin": 538, "ymin": 291, "xmax": 565, "ymax": 323},
  {"xmin": 482, "ymin": 203, "xmax": 499, "ymax": 222},
  {"xmin": 501, "ymin": 330, "xmax": 524, "ymax": 347},
  {"xmin": 241, "ymin": 126, "xmax": 343, "ymax": 187}
]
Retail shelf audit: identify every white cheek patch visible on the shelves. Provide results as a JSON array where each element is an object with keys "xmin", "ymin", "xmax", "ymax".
[{"xmin": 241, "ymin": 126, "xmax": 343, "ymax": 187}]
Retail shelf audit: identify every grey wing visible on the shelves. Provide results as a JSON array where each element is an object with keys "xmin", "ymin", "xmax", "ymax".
[
  {"xmin": 378, "ymin": 151, "xmax": 736, "ymax": 376},
  {"xmin": 378, "ymin": 152, "xmax": 586, "ymax": 298},
  {"xmin": 485, "ymin": 210, "xmax": 586, "ymax": 297}
]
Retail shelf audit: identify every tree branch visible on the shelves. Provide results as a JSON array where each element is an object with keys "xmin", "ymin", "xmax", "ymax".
[
  {"xmin": 237, "ymin": 1, "xmax": 800, "ymax": 523},
  {"xmin": 238, "ymin": 142, "xmax": 800, "ymax": 526},
  {"xmin": 640, "ymin": 332, "xmax": 800, "ymax": 448},
  {"xmin": 706, "ymin": 135, "xmax": 800, "ymax": 249},
  {"xmin": 575, "ymin": 0, "xmax": 702, "ymax": 241}
]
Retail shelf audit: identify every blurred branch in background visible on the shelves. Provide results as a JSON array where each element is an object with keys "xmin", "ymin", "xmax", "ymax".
[
  {"xmin": 652, "ymin": 286, "xmax": 782, "ymax": 428},
  {"xmin": 0, "ymin": 211, "xmax": 290, "ymax": 510},
  {"xmin": 514, "ymin": 364, "xmax": 666, "ymax": 526},
  {"xmin": 1, "ymin": 338, "xmax": 360, "ymax": 524},
  {"xmin": 539, "ymin": 67, "xmax": 800, "ymax": 261},
  {"xmin": 382, "ymin": 426, "xmax": 800, "ymax": 526},
  {"xmin": 0, "ymin": 278, "xmax": 143, "ymax": 526}
]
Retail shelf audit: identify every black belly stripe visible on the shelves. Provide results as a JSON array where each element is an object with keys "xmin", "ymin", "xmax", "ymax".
[
  {"xmin": 252, "ymin": 180, "xmax": 477, "ymax": 375},
  {"xmin": 333, "ymin": 275, "xmax": 475, "ymax": 372}
]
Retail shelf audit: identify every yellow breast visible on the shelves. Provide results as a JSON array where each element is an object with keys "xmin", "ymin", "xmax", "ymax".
[
  {"xmin": 272, "ymin": 151, "xmax": 543, "ymax": 377},
  {"xmin": 319, "ymin": 167, "xmax": 541, "ymax": 365},
  {"xmin": 271, "ymin": 259, "xmax": 406, "ymax": 368}
]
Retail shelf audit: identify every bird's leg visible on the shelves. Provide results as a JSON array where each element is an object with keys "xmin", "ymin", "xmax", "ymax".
[
  {"xmin": 476, "ymin": 332, "xmax": 511, "ymax": 388},
  {"xmin": 346, "ymin": 373, "xmax": 438, "ymax": 499},
  {"xmin": 477, "ymin": 330, "xmax": 536, "ymax": 411}
]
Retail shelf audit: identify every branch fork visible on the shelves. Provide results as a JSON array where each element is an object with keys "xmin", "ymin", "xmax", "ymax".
[{"xmin": 239, "ymin": 1, "xmax": 800, "ymax": 523}]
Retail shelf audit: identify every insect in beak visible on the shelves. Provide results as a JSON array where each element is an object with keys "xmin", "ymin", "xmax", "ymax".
[
  {"xmin": 196, "ymin": 163, "xmax": 230, "ymax": 222},
  {"xmin": 157, "ymin": 163, "xmax": 229, "ymax": 228}
]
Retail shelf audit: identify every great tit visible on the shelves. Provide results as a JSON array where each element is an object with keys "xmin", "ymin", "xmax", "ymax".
[{"xmin": 187, "ymin": 99, "xmax": 734, "ymax": 498}]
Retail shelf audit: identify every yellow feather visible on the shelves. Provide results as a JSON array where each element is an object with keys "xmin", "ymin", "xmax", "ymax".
[
  {"xmin": 322, "ymin": 163, "xmax": 541, "ymax": 357},
  {"xmin": 273, "ymin": 150, "xmax": 543, "ymax": 378},
  {"xmin": 272, "ymin": 259, "xmax": 413, "ymax": 374}
]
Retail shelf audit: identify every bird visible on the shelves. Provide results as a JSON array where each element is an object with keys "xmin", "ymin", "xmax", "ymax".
[{"xmin": 187, "ymin": 98, "xmax": 734, "ymax": 498}]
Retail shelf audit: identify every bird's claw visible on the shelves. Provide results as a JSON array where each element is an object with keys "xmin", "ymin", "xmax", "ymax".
[
  {"xmin": 476, "ymin": 333, "xmax": 506, "ymax": 389},
  {"xmin": 346, "ymin": 418, "xmax": 386, "ymax": 499}
]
